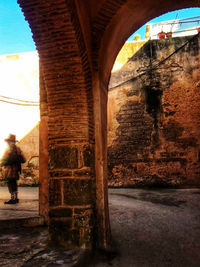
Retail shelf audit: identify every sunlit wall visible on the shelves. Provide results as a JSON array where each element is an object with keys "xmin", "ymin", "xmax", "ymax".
[{"xmin": 0, "ymin": 51, "xmax": 39, "ymax": 156}]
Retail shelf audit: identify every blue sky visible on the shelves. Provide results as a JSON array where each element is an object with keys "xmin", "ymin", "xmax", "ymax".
[
  {"xmin": 0, "ymin": 0, "xmax": 36, "ymax": 55},
  {"xmin": 0, "ymin": 2, "xmax": 199, "ymax": 54}
]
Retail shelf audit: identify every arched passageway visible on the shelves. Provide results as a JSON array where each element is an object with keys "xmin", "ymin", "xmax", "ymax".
[{"xmin": 17, "ymin": 0, "xmax": 200, "ymax": 249}]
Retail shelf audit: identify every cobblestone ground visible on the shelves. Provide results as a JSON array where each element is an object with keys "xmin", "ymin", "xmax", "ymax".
[
  {"xmin": 0, "ymin": 227, "xmax": 85, "ymax": 267},
  {"xmin": 0, "ymin": 187, "xmax": 86, "ymax": 266}
]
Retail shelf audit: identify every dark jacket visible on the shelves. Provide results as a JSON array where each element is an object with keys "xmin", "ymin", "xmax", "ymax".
[{"xmin": 1, "ymin": 146, "xmax": 25, "ymax": 181}]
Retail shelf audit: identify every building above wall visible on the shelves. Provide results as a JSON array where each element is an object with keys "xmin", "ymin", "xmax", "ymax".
[{"xmin": 145, "ymin": 16, "xmax": 200, "ymax": 40}]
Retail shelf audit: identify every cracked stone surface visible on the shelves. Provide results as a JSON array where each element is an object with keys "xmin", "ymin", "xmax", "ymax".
[
  {"xmin": 0, "ymin": 227, "xmax": 84, "ymax": 267},
  {"xmin": 0, "ymin": 187, "xmax": 85, "ymax": 266}
]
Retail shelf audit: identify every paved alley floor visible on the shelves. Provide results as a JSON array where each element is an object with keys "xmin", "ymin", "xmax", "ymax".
[
  {"xmin": 91, "ymin": 188, "xmax": 200, "ymax": 267},
  {"xmin": 0, "ymin": 187, "xmax": 84, "ymax": 267},
  {"xmin": 0, "ymin": 186, "xmax": 39, "ymax": 220},
  {"xmin": 0, "ymin": 187, "xmax": 200, "ymax": 266}
]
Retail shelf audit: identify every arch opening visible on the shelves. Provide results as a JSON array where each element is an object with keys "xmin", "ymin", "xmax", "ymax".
[
  {"xmin": 107, "ymin": 8, "xmax": 200, "ymax": 188},
  {"xmin": 105, "ymin": 7, "xmax": 200, "ymax": 264}
]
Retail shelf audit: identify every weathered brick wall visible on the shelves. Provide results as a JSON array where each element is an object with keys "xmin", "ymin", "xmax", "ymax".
[{"xmin": 108, "ymin": 35, "xmax": 200, "ymax": 187}]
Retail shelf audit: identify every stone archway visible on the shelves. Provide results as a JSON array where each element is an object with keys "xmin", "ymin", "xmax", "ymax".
[
  {"xmin": 95, "ymin": 0, "xmax": 200, "ymax": 249},
  {"xmin": 97, "ymin": 1, "xmax": 200, "ymax": 85},
  {"xmin": 17, "ymin": 0, "xmax": 200, "ymax": 249}
]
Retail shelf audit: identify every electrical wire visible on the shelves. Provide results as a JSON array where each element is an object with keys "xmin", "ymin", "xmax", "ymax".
[
  {"xmin": 155, "ymin": 17, "xmax": 200, "ymax": 25},
  {"xmin": 109, "ymin": 33, "xmax": 199, "ymax": 90},
  {"xmin": 0, "ymin": 94, "xmax": 39, "ymax": 103},
  {"xmin": 0, "ymin": 99, "xmax": 39, "ymax": 106}
]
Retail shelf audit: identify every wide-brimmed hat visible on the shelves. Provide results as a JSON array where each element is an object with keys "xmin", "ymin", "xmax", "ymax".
[{"xmin": 5, "ymin": 134, "xmax": 18, "ymax": 143}]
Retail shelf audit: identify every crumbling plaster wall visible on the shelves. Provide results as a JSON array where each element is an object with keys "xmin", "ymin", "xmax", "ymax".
[{"xmin": 108, "ymin": 35, "xmax": 200, "ymax": 187}]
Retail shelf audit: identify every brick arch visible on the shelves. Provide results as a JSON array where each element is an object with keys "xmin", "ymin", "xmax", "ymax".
[
  {"xmin": 91, "ymin": 0, "xmax": 200, "ymax": 250},
  {"xmin": 18, "ymin": 0, "xmax": 93, "ymax": 141},
  {"xmin": 96, "ymin": 0, "xmax": 200, "ymax": 85},
  {"xmin": 92, "ymin": 0, "xmax": 127, "ymax": 68},
  {"xmin": 17, "ymin": 0, "xmax": 96, "ymax": 248}
]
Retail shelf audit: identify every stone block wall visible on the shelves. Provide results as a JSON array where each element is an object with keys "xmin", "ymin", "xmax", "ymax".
[
  {"xmin": 47, "ymin": 143, "xmax": 95, "ymax": 248},
  {"xmin": 108, "ymin": 35, "xmax": 200, "ymax": 187}
]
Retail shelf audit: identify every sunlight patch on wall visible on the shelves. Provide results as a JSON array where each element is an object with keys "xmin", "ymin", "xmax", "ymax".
[{"xmin": 0, "ymin": 51, "xmax": 39, "ymax": 156}]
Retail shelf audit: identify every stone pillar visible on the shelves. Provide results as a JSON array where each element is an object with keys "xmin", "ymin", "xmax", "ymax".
[
  {"xmin": 48, "ymin": 143, "xmax": 95, "ymax": 248},
  {"xmin": 93, "ymin": 73, "xmax": 111, "ymax": 249},
  {"xmin": 39, "ymin": 61, "xmax": 49, "ymax": 222}
]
